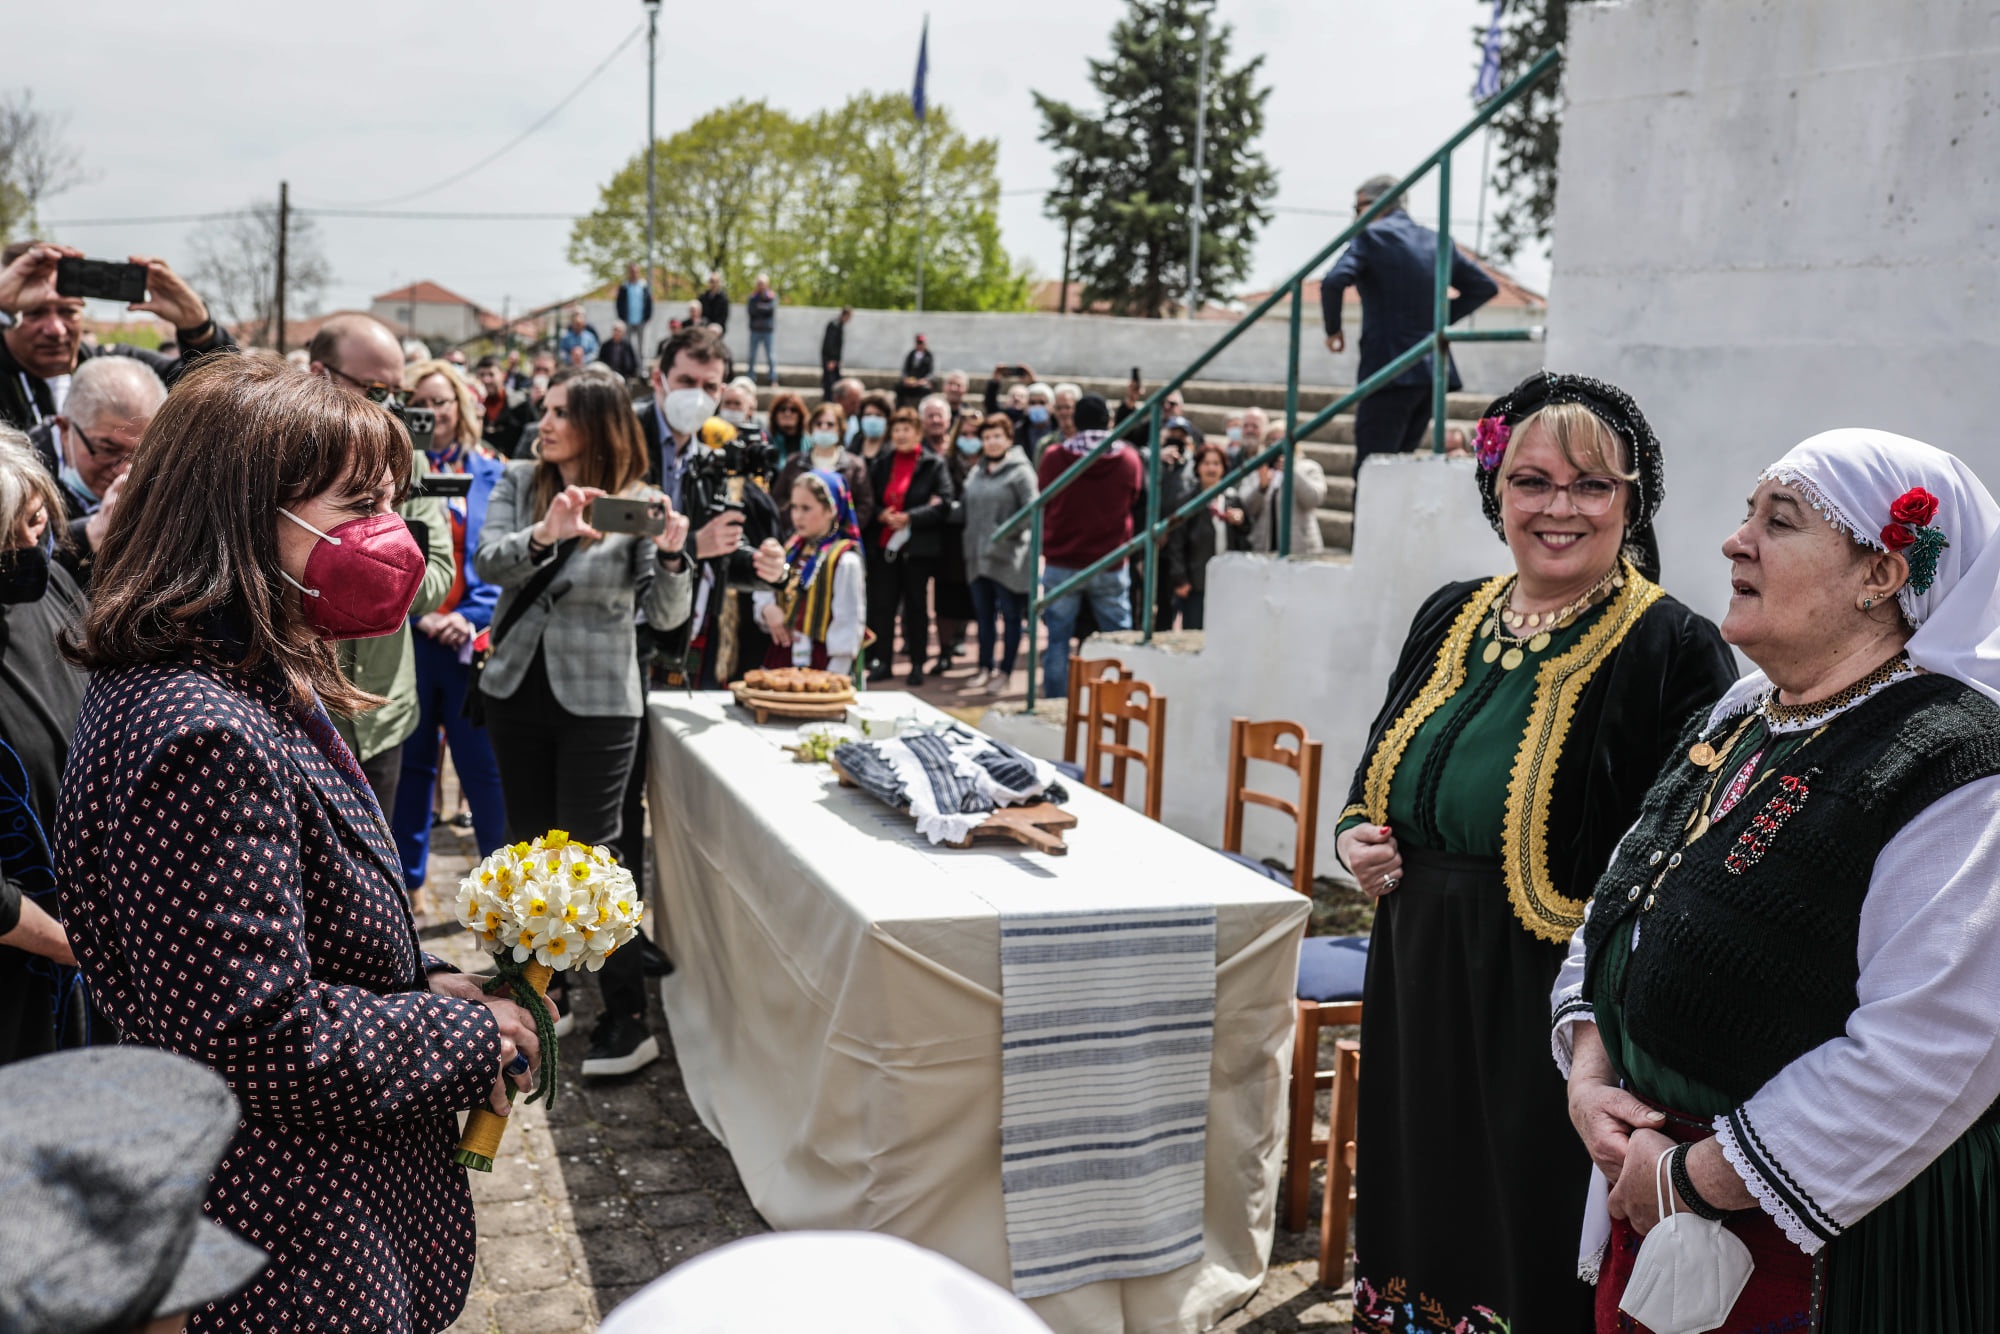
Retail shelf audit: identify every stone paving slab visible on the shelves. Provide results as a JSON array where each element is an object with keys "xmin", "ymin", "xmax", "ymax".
[{"xmin": 422, "ymin": 819, "xmax": 1353, "ymax": 1332}]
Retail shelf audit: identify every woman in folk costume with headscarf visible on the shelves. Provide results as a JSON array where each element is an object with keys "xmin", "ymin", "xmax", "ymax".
[
  {"xmin": 755, "ymin": 469, "xmax": 866, "ymax": 676},
  {"xmin": 1555, "ymin": 429, "xmax": 2000, "ymax": 1332}
]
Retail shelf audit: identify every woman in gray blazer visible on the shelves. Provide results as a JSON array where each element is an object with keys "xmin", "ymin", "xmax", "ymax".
[{"xmin": 474, "ymin": 367, "xmax": 692, "ymax": 1073}]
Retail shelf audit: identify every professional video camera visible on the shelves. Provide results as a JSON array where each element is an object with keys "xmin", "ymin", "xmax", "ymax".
[{"xmin": 681, "ymin": 417, "xmax": 783, "ymax": 593}]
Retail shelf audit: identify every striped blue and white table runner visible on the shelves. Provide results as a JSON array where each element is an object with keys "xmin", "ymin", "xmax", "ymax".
[{"xmin": 997, "ymin": 905, "xmax": 1218, "ymax": 1299}]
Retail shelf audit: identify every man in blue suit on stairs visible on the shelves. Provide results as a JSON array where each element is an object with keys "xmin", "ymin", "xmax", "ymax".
[{"xmin": 1321, "ymin": 174, "xmax": 1499, "ymax": 486}]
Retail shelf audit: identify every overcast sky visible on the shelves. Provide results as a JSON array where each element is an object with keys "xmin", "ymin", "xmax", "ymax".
[{"xmin": 18, "ymin": 0, "xmax": 1543, "ymax": 322}]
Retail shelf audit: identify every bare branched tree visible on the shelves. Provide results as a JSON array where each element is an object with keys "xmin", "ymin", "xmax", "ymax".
[
  {"xmin": 0, "ymin": 90, "xmax": 90, "ymax": 240},
  {"xmin": 187, "ymin": 205, "xmax": 333, "ymax": 341}
]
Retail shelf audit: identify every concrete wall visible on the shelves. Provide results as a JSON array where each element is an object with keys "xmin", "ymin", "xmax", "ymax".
[
  {"xmin": 582, "ymin": 299, "xmax": 1546, "ymax": 395},
  {"xmin": 1549, "ymin": 0, "xmax": 2000, "ymax": 625},
  {"xmin": 986, "ymin": 455, "xmax": 1502, "ymax": 866}
]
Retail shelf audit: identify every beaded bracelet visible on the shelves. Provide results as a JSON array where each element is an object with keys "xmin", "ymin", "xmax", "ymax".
[{"xmin": 1670, "ymin": 1142, "xmax": 1732, "ymax": 1221}]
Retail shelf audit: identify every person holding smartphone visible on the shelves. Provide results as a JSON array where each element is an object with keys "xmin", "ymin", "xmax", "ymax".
[
  {"xmin": 474, "ymin": 366, "xmax": 694, "ymax": 1077},
  {"xmin": 390, "ymin": 359, "xmax": 510, "ymax": 898},
  {"xmin": 0, "ymin": 241, "xmax": 235, "ymax": 433}
]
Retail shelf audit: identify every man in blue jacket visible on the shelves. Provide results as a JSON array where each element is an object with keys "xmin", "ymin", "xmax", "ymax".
[
  {"xmin": 1321, "ymin": 175, "xmax": 1498, "ymax": 480},
  {"xmin": 615, "ymin": 261, "xmax": 654, "ymax": 357}
]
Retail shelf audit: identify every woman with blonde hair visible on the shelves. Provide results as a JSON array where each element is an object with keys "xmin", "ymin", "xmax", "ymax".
[
  {"xmin": 390, "ymin": 358, "xmax": 510, "ymax": 892},
  {"xmin": 474, "ymin": 365, "xmax": 692, "ymax": 1076},
  {"xmin": 1336, "ymin": 373, "xmax": 1736, "ymax": 1332}
]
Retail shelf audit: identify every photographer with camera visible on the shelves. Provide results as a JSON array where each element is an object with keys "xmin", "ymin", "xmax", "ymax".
[
  {"xmin": 306, "ymin": 314, "xmax": 457, "ymax": 816},
  {"xmin": 474, "ymin": 365, "xmax": 695, "ymax": 1076},
  {"xmin": 0, "ymin": 241, "xmax": 235, "ymax": 432}
]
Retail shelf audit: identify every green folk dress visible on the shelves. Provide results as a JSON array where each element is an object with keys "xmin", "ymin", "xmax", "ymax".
[{"xmin": 1338, "ymin": 565, "xmax": 1737, "ymax": 1334}]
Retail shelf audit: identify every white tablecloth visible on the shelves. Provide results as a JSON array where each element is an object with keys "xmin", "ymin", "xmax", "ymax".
[{"xmin": 646, "ymin": 692, "xmax": 1310, "ymax": 1334}]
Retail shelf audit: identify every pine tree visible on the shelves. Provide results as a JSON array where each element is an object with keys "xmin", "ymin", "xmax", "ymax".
[
  {"xmin": 1479, "ymin": 0, "xmax": 1576, "ymax": 263},
  {"xmin": 1035, "ymin": 0, "xmax": 1276, "ymax": 318}
]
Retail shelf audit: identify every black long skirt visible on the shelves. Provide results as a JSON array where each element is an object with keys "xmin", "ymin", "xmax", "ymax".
[{"xmin": 1350, "ymin": 846, "xmax": 1595, "ymax": 1334}]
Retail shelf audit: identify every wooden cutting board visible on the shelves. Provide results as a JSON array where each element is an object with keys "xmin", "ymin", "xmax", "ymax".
[
  {"xmin": 828, "ymin": 756, "xmax": 1078, "ymax": 854},
  {"xmin": 730, "ymin": 686, "xmax": 853, "ymax": 724}
]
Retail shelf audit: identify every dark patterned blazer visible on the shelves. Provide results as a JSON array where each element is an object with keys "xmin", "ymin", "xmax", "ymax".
[{"xmin": 58, "ymin": 653, "xmax": 502, "ymax": 1334}]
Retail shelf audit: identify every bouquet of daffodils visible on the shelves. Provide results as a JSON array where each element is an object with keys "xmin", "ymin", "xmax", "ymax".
[{"xmin": 451, "ymin": 831, "xmax": 643, "ymax": 1171}]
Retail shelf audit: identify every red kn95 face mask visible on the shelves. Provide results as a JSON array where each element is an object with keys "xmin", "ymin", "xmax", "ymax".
[{"xmin": 278, "ymin": 508, "xmax": 427, "ymax": 640}]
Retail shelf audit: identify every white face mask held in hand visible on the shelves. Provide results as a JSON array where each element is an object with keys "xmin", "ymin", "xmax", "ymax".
[{"xmin": 1618, "ymin": 1146, "xmax": 1755, "ymax": 1334}]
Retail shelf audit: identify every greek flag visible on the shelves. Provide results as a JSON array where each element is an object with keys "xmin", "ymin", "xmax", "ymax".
[
  {"xmin": 912, "ymin": 16, "xmax": 929, "ymax": 122},
  {"xmin": 1473, "ymin": 0, "xmax": 1506, "ymax": 103}
]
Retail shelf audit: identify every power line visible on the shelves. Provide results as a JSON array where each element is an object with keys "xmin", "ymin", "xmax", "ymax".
[{"xmin": 301, "ymin": 22, "xmax": 645, "ymax": 209}]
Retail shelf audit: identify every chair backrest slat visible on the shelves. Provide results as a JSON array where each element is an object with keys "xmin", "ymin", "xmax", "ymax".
[
  {"xmin": 1064, "ymin": 656, "xmax": 1128, "ymax": 765},
  {"xmin": 1084, "ymin": 676, "xmax": 1166, "ymax": 821},
  {"xmin": 1223, "ymin": 715, "xmax": 1323, "ymax": 895}
]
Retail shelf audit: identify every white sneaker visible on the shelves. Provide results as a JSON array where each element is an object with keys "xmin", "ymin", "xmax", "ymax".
[{"xmin": 962, "ymin": 668, "xmax": 990, "ymax": 692}]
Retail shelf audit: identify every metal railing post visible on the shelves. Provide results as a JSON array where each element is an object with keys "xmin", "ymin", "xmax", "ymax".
[
  {"xmin": 1025, "ymin": 508, "xmax": 1043, "ymax": 709},
  {"xmin": 1280, "ymin": 275, "xmax": 1302, "ymax": 556},
  {"xmin": 1432, "ymin": 153, "xmax": 1453, "ymax": 455},
  {"xmin": 1141, "ymin": 401, "xmax": 1163, "ymax": 643}
]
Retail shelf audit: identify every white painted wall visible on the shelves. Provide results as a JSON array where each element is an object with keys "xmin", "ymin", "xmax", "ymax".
[
  {"xmin": 1549, "ymin": 0, "xmax": 2000, "ymax": 624},
  {"xmin": 584, "ymin": 299, "xmax": 1545, "ymax": 394}
]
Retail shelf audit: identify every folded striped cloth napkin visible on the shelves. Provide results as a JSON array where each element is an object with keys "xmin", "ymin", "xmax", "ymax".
[
  {"xmin": 997, "ymin": 905, "xmax": 1217, "ymax": 1299},
  {"xmin": 832, "ymin": 725, "xmax": 1068, "ymax": 845}
]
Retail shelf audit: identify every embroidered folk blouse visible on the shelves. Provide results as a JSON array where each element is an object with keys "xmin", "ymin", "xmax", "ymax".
[{"xmin": 1552, "ymin": 670, "xmax": 2000, "ymax": 1254}]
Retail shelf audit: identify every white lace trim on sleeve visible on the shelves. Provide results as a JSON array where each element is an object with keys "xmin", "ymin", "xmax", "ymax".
[{"xmin": 1713, "ymin": 1113, "xmax": 1830, "ymax": 1255}]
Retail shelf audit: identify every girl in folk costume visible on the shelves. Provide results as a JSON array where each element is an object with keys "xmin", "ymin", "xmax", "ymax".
[{"xmin": 756, "ymin": 469, "xmax": 865, "ymax": 675}]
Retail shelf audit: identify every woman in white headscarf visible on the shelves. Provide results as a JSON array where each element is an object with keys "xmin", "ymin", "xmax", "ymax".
[{"xmin": 1552, "ymin": 429, "xmax": 2000, "ymax": 1333}]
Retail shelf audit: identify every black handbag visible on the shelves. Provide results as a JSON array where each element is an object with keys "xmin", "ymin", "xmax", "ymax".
[{"xmin": 462, "ymin": 539, "xmax": 577, "ymax": 725}]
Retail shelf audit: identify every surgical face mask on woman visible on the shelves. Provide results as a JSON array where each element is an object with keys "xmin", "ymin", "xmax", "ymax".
[
  {"xmin": 956, "ymin": 434, "xmax": 982, "ymax": 455},
  {"xmin": 860, "ymin": 415, "xmax": 887, "ymax": 439},
  {"xmin": 1027, "ymin": 404, "xmax": 1050, "ymax": 425},
  {"xmin": 808, "ymin": 428, "xmax": 842, "ymax": 452},
  {"xmin": 1226, "ymin": 426, "xmax": 1243, "ymax": 443}
]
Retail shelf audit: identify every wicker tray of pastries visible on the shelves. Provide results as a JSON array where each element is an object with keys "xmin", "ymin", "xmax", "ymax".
[{"xmin": 731, "ymin": 667, "xmax": 856, "ymax": 722}]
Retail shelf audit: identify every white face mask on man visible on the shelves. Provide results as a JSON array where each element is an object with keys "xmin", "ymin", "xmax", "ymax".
[{"xmin": 662, "ymin": 388, "xmax": 718, "ymax": 437}]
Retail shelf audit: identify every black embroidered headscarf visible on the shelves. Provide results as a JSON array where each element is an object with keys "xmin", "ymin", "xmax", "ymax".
[{"xmin": 1473, "ymin": 371, "xmax": 1666, "ymax": 581}]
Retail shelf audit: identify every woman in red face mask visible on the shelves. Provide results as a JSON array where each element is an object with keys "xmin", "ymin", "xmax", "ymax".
[{"xmin": 55, "ymin": 354, "xmax": 540, "ymax": 1334}]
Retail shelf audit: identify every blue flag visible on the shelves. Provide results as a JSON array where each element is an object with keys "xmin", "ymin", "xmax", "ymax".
[
  {"xmin": 1473, "ymin": 0, "xmax": 1506, "ymax": 103},
  {"xmin": 912, "ymin": 16, "xmax": 929, "ymax": 122}
]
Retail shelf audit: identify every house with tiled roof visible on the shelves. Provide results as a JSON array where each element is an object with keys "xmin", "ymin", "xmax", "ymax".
[{"xmin": 371, "ymin": 281, "xmax": 493, "ymax": 344}]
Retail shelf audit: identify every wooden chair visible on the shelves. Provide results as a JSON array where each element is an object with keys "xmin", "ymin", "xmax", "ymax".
[
  {"xmin": 1062, "ymin": 655, "xmax": 1129, "ymax": 766},
  {"xmin": 1217, "ymin": 716, "xmax": 1365, "ymax": 1243},
  {"xmin": 1222, "ymin": 718, "xmax": 1323, "ymax": 897},
  {"xmin": 1319, "ymin": 1040, "xmax": 1361, "ymax": 1286},
  {"xmin": 1083, "ymin": 677, "xmax": 1166, "ymax": 821}
]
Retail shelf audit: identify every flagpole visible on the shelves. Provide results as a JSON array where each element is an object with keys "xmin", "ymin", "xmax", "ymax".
[
  {"xmin": 916, "ymin": 118, "xmax": 928, "ymax": 313},
  {"xmin": 914, "ymin": 14, "xmax": 930, "ymax": 314}
]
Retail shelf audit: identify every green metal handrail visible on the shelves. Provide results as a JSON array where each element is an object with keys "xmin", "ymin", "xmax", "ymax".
[{"xmin": 1004, "ymin": 46, "xmax": 1561, "ymax": 707}]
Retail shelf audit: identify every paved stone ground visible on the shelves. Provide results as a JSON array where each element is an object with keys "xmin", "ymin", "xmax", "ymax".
[{"xmin": 421, "ymin": 786, "xmax": 1361, "ymax": 1332}]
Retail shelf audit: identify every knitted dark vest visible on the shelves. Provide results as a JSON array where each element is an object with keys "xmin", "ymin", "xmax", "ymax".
[{"xmin": 1582, "ymin": 674, "xmax": 2000, "ymax": 1102}]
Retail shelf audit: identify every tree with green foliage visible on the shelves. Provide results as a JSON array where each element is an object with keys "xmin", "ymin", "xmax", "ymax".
[
  {"xmin": 568, "ymin": 93, "xmax": 1029, "ymax": 312},
  {"xmin": 1477, "ymin": 0, "xmax": 1577, "ymax": 263},
  {"xmin": 1035, "ymin": 0, "xmax": 1275, "ymax": 318}
]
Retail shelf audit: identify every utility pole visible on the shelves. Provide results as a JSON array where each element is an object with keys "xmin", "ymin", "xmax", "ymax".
[
  {"xmin": 1184, "ymin": 2, "xmax": 1213, "ymax": 320},
  {"xmin": 274, "ymin": 181, "xmax": 289, "ymax": 354},
  {"xmin": 1058, "ymin": 162, "xmax": 1078, "ymax": 315},
  {"xmin": 644, "ymin": 0, "xmax": 660, "ymax": 324}
]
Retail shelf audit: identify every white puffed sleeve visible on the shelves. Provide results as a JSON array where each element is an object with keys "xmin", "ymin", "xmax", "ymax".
[{"xmin": 1712, "ymin": 774, "xmax": 2000, "ymax": 1252}]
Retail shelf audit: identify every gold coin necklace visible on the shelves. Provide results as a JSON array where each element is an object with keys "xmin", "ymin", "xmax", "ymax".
[{"xmin": 1479, "ymin": 564, "xmax": 1625, "ymax": 672}]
